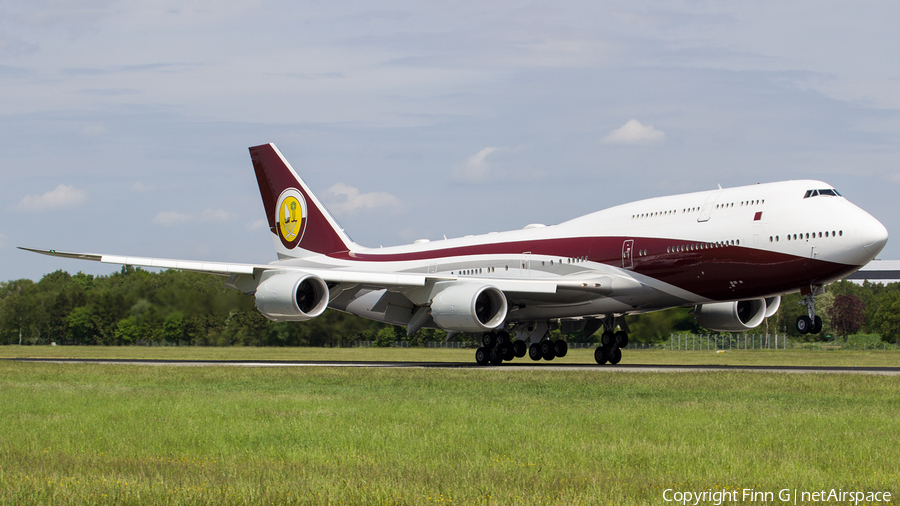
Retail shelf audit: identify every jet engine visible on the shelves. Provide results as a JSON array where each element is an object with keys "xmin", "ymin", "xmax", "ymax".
[
  {"xmin": 693, "ymin": 298, "xmax": 771, "ymax": 332},
  {"xmin": 764, "ymin": 296, "xmax": 781, "ymax": 317},
  {"xmin": 255, "ymin": 272, "xmax": 329, "ymax": 321},
  {"xmin": 430, "ymin": 283, "xmax": 508, "ymax": 333}
]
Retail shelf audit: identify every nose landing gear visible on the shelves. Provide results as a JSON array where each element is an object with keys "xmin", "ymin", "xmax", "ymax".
[{"xmin": 796, "ymin": 285, "xmax": 824, "ymax": 335}]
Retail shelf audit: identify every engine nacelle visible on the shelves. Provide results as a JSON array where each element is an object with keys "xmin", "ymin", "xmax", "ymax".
[
  {"xmin": 694, "ymin": 299, "xmax": 767, "ymax": 332},
  {"xmin": 430, "ymin": 283, "xmax": 508, "ymax": 333},
  {"xmin": 764, "ymin": 296, "xmax": 781, "ymax": 317},
  {"xmin": 254, "ymin": 272, "xmax": 329, "ymax": 321}
]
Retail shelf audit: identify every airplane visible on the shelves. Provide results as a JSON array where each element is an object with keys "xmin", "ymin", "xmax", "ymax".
[{"xmin": 22, "ymin": 143, "xmax": 889, "ymax": 365}]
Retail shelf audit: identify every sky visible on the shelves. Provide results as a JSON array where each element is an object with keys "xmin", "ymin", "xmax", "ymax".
[{"xmin": 2, "ymin": 0, "xmax": 899, "ymax": 282}]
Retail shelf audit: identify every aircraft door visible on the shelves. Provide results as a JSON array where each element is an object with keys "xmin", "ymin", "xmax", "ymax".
[
  {"xmin": 622, "ymin": 240, "xmax": 634, "ymax": 270},
  {"xmin": 520, "ymin": 252, "xmax": 532, "ymax": 276},
  {"xmin": 698, "ymin": 190, "xmax": 723, "ymax": 222}
]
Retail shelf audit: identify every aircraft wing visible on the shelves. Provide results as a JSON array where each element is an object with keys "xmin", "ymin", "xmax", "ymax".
[
  {"xmin": 19, "ymin": 247, "xmax": 438, "ymax": 288},
  {"xmin": 20, "ymin": 247, "xmax": 260, "ymax": 276},
  {"xmin": 19, "ymin": 247, "xmax": 636, "ymax": 295}
]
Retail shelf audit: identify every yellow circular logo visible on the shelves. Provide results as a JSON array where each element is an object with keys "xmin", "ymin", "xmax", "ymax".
[{"xmin": 278, "ymin": 196, "xmax": 303, "ymax": 242}]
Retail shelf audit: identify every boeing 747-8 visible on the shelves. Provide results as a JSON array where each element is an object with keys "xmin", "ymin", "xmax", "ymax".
[{"xmin": 23, "ymin": 143, "xmax": 889, "ymax": 365}]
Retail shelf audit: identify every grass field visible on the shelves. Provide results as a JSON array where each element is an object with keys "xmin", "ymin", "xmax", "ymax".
[
  {"xmin": 2, "ymin": 344, "xmax": 900, "ymax": 368},
  {"xmin": 1, "ymin": 354, "xmax": 898, "ymax": 505}
]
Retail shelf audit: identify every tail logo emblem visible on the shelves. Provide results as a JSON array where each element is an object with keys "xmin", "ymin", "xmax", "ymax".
[{"xmin": 275, "ymin": 189, "xmax": 308, "ymax": 248}]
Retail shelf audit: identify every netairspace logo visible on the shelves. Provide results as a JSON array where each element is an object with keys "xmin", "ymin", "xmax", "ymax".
[{"xmin": 662, "ymin": 488, "xmax": 893, "ymax": 505}]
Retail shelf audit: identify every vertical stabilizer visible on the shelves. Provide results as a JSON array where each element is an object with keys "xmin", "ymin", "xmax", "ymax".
[{"xmin": 249, "ymin": 143, "xmax": 355, "ymax": 258}]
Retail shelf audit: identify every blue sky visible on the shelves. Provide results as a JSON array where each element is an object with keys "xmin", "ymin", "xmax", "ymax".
[{"xmin": 2, "ymin": 1, "xmax": 898, "ymax": 281}]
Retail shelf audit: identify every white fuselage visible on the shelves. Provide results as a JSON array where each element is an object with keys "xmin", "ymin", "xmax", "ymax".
[{"xmin": 270, "ymin": 179, "xmax": 887, "ymax": 323}]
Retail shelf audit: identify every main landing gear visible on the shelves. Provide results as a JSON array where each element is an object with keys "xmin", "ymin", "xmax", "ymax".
[
  {"xmin": 474, "ymin": 329, "xmax": 567, "ymax": 365},
  {"xmin": 594, "ymin": 316, "xmax": 628, "ymax": 365},
  {"xmin": 474, "ymin": 316, "xmax": 628, "ymax": 366},
  {"xmin": 528, "ymin": 339, "xmax": 568, "ymax": 362},
  {"xmin": 796, "ymin": 285, "xmax": 824, "ymax": 335}
]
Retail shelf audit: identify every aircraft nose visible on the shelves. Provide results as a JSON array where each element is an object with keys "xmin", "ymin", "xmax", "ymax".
[{"xmin": 861, "ymin": 216, "xmax": 889, "ymax": 255}]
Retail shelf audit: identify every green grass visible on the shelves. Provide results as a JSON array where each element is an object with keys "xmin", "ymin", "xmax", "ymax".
[
  {"xmin": 2, "ymin": 345, "xmax": 900, "ymax": 368},
  {"xmin": 0, "ymin": 362, "xmax": 898, "ymax": 505}
]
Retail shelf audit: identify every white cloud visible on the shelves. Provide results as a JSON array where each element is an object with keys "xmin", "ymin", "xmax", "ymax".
[
  {"xmin": 602, "ymin": 119, "xmax": 666, "ymax": 144},
  {"xmin": 16, "ymin": 184, "xmax": 87, "ymax": 211},
  {"xmin": 247, "ymin": 218, "xmax": 268, "ymax": 231},
  {"xmin": 453, "ymin": 147, "xmax": 499, "ymax": 183},
  {"xmin": 200, "ymin": 208, "xmax": 231, "ymax": 221},
  {"xmin": 325, "ymin": 183, "xmax": 400, "ymax": 215},
  {"xmin": 153, "ymin": 208, "xmax": 233, "ymax": 226},
  {"xmin": 153, "ymin": 211, "xmax": 191, "ymax": 225},
  {"xmin": 132, "ymin": 181, "xmax": 155, "ymax": 192}
]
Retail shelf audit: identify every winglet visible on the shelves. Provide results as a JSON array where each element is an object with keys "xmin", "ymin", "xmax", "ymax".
[{"xmin": 249, "ymin": 143, "xmax": 356, "ymax": 258}]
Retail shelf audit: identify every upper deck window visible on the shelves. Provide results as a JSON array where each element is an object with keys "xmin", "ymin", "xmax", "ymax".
[{"xmin": 803, "ymin": 189, "xmax": 842, "ymax": 198}]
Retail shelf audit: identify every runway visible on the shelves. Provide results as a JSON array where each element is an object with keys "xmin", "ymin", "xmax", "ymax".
[{"xmin": 8, "ymin": 358, "xmax": 900, "ymax": 374}]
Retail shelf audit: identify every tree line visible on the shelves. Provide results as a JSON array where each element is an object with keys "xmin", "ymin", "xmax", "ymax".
[{"xmin": 1, "ymin": 268, "xmax": 898, "ymax": 346}]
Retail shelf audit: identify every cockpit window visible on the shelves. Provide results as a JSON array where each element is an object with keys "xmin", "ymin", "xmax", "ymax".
[{"xmin": 803, "ymin": 188, "xmax": 842, "ymax": 198}]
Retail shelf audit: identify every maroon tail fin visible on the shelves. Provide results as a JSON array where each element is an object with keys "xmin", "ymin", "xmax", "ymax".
[{"xmin": 249, "ymin": 143, "xmax": 355, "ymax": 258}]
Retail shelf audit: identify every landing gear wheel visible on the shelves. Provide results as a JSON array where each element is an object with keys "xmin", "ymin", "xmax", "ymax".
[
  {"xmin": 540, "ymin": 340, "xmax": 556, "ymax": 361},
  {"xmin": 497, "ymin": 330, "xmax": 511, "ymax": 346},
  {"xmin": 594, "ymin": 347, "xmax": 608, "ymax": 365},
  {"xmin": 796, "ymin": 315, "xmax": 812, "ymax": 334},
  {"xmin": 608, "ymin": 347, "xmax": 622, "ymax": 365},
  {"xmin": 529, "ymin": 343, "xmax": 543, "ymax": 361},
  {"xmin": 501, "ymin": 344, "xmax": 515, "ymax": 361},
  {"xmin": 811, "ymin": 315, "xmax": 823, "ymax": 334},
  {"xmin": 490, "ymin": 351, "xmax": 503, "ymax": 366},
  {"xmin": 600, "ymin": 331, "xmax": 615, "ymax": 349},
  {"xmin": 614, "ymin": 331, "xmax": 629, "ymax": 348},
  {"xmin": 475, "ymin": 347, "xmax": 489, "ymax": 366},
  {"xmin": 482, "ymin": 332, "xmax": 497, "ymax": 348},
  {"xmin": 513, "ymin": 340, "xmax": 527, "ymax": 358},
  {"xmin": 554, "ymin": 340, "xmax": 568, "ymax": 358}
]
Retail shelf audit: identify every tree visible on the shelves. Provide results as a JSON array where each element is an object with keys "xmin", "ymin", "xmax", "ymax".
[
  {"xmin": 66, "ymin": 306, "xmax": 94, "ymax": 345},
  {"xmin": 827, "ymin": 294, "xmax": 865, "ymax": 339},
  {"xmin": 870, "ymin": 292, "xmax": 900, "ymax": 344},
  {"xmin": 374, "ymin": 326, "xmax": 395, "ymax": 347},
  {"xmin": 162, "ymin": 312, "xmax": 185, "ymax": 343},
  {"xmin": 627, "ymin": 308, "xmax": 699, "ymax": 343},
  {"xmin": 0, "ymin": 279, "xmax": 37, "ymax": 345},
  {"xmin": 114, "ymin": 317, "xmax": 141, "ymax": 344}
]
